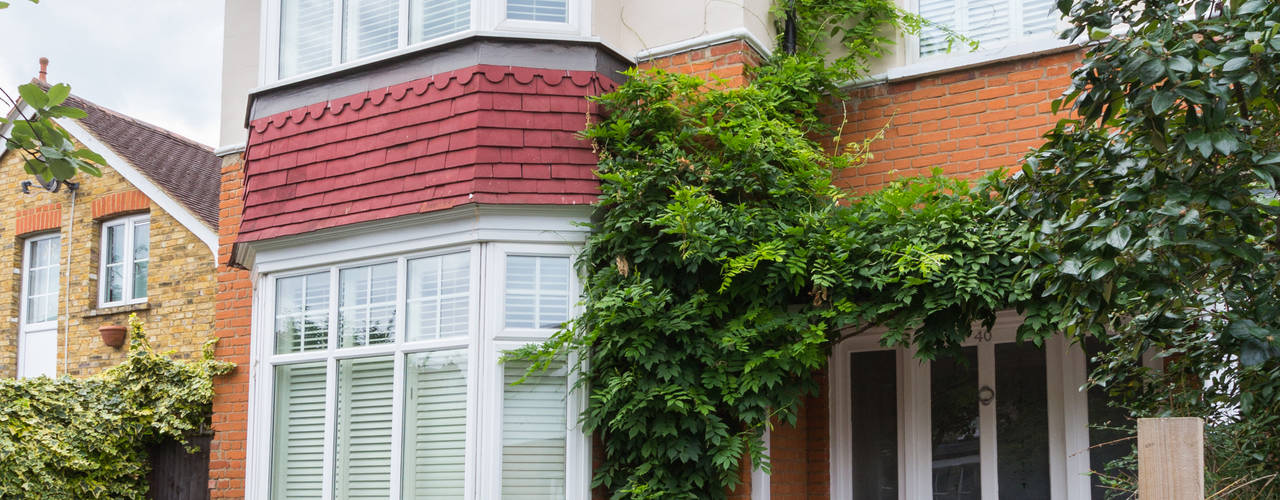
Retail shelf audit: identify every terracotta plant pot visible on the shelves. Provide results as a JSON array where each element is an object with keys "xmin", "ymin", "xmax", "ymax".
[{"xmin": 99, "ymin": 324, "xmax": 127, "ymax": 348}]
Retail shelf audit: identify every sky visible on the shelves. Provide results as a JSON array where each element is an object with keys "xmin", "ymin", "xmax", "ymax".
[{"xmin": 0, "ymin": 0, "xmax": 224, "ymax": 147}]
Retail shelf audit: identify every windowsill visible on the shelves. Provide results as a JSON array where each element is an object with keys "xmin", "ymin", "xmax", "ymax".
[
  {"xmin": 83, "ymin": 301, "xmax": 149, "ymax": 319},
  {"xmin": 853, "ymin": 36, "xmax": 1084, "ymax": 88}
]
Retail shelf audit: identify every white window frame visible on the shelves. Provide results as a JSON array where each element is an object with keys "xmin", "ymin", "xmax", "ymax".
[
  {"xmin": 894, "ymin": 0, "xmax": 1074, "ymax": 77},
  {"xmin": 98, "ymin": 214, "xmax": 150, "ymax": 307},
  {"xmin": 829, "ymin": 310, "xmax": 1095, "ymax": 500},
  {"xmin": 261, "ymin": 0, "xmax": 589, "ymax": 84},
  {"xmin": 245, "ymin": 206, "xmax": 592, "ymax": 500}
]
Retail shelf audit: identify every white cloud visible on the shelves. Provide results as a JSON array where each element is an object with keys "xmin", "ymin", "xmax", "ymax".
[{"xmin": 0, "ymin": 0, "xmax": 224, "ymax": 146}]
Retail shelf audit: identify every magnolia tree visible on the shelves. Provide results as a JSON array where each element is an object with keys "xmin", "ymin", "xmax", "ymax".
[
  {"xmin": 1003, "ymin": 0, "xmax": 1280, "ymax": 495},
  {"xmin": 0, "ymin": 1, "xmax": 105, "ymax": 182}
]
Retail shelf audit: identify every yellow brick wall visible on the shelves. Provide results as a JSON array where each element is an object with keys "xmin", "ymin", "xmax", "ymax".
[{"xmin": 0, "ymin": 145, "xmax": 217, "ymax": 378}]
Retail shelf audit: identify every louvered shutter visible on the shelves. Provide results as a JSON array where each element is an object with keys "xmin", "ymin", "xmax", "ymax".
[
  {"xmin": 407, "ymin": 253, "xmax": 470, "ymax": 341},
  {"xmin": 344, "ymin": 0, "xmax": 401, "ymax": 62},
  {"xmin": 1020, "ymin": 0, "xmax": 1058, "ymax": 36},
  {"xmin": 504, "ymin": 256, "xmax": 570, "ymax": 330},
  {"xmin": 271, "ymin": 362, "xmax": 328, "ymax": 499},
  {"xmin": 276, "ymin": 273, "xmax": 331, "ymax": 354},
  {"xmin": 966, "ymin": 0, "xmax": 1011, "ymax": 46},
  {"xmin": 506, "ymin": 0, "xmax": 567, "ymax": 23},
  {"xmin": 280, "ymin": 0, "xmax": 334, "ymax": 78},
  {"xmin": 335, "ymin": 356, "xmax": 395, "ymax": 498},
  {"xmin": 413, "ymin": 0, "xmax": 471, "ymax": 42},
  {"xmin": 500, "ymin": 359, "xmax": 568, "ymax": 499},
  {"xmin": 403, "ymin": 350, "xmax": 469, "ymax": 499},
  {"xmin": 917, "ymin": 0, "xmax": 956, "ymax": 56},
  {"xmin": 340, "ymin": 263, "xmax": 398, "ymax": 347}
]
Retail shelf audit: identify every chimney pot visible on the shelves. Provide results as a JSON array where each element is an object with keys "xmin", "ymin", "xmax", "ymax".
[{"xmin": 38, "ymin": 57, "xmax": 48, "ymax": 83}]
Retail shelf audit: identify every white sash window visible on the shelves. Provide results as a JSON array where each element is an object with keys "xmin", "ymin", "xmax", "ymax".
[
  {"xmin": 99, "ymin": 214, "xmax": 149, "ymax": 307},
  {"xmin": 254, "ymin": 235, "xmax": 588, "ymax": 499},
  {"xmin": 916, "ymin": 0, "xmax": 1062, "ymax": 58},
  {"xmin": 268, "ymin": 0, "xmax": 586, "ymax": 81}
]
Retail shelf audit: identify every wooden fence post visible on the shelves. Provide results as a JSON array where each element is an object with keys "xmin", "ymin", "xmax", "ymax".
[{"xmin": 1138, "ymin": 417, "xmax": 1204, "ymax": 500}]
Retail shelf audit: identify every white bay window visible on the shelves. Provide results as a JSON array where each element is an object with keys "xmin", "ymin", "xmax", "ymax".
[
  {"xmin": 269, "ymin": 0, "xmax": 585, "ymax": 81},
  {"xmin": 254, "ymin": 233, "xmax": 587, "ymax": 499}
]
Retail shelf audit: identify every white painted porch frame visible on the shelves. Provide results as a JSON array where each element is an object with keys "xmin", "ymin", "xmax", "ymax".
[
  {"xmin": 829, "ymin": 310, "xmax": 1095, "ymax": 500},
  {"xmin": 245, "ymin": 205, "xmax": 592, "ymax": 500}
]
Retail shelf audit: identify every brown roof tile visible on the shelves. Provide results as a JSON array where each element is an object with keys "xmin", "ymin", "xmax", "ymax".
[{"xmin": 61, "ymin": 92, "xmax": 220, "ymax": 230}]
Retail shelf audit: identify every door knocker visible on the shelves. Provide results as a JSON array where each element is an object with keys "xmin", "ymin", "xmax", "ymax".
[{"xmin": 978, "ymin": 385, "xmax": 995, "ymax": 406}]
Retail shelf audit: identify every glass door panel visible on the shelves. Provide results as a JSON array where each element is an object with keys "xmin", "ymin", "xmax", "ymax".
[
  {"xmin": 994, "ymin": 343, "xmax": 1050, "ymax": 499},
  {"xmin": 931, "ymin": 347, "xmax": 981, "ymax": 500},
  {"xmin": 850, "ymin": 350, "xmax": 899, "ymax": 499}
]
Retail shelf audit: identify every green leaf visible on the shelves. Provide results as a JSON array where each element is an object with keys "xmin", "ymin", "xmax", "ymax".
[
  {"xmin": 1211, "ymin": 131, "xmax": 1239, "ymax": 155},
  {"xmin": 1223, "ymin": 57, "xmax": 1251, "ymax": 72},
  {"xmin": 1186, "ymin": 130, "xmax": 1213, "ymax": 157},
  {"xmin": 17, "ymin": 83, "xmax": 47, "ymax": 109},
  {"xmin": 1139, "ymin": 59, "xmax": 1165, "ymax": 82},
  {"xmin": 48, "ymin": 106, "xmax": 87, "ymax": 119},
  {"xmin": 1152, "ymin": 92, "xmax": 1177, "ymax": 114},
  {"xmin": 1106, "ymin": 225, "xmax": 1132, "ymax": 249},
  {"xmin": 1168, "ymin": 56, "xmax": 1193, "ymax": 73},
  {"xmin": 45, "ymin": 84, "xmax": 69, "ymax": 107}
]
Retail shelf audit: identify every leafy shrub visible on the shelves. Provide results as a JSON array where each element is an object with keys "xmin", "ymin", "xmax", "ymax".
[{"xmin": 0, "ymin": 315, "xmax": 232, "ymax": 499}]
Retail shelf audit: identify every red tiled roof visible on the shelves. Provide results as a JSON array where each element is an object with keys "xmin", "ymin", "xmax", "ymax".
[
  {"xmin": 62, "ymin": 92, "xmax": 221, "ymax": 230},
  {"xmin": 238, "ymin": 64, "xmax": 613, "ymax": 242}
]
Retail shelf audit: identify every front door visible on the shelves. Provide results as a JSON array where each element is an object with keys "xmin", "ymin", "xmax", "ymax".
[
  {"xmin": 18, "ymin": 234, "xmax": 60, "ymax": 378},
  {"xmin": 831, "ymin": 311, "xmax": 1098, "ymax": 500}
]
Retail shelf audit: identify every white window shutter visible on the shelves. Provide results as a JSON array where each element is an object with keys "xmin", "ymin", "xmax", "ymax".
[
  {"xmin": 506, "ymin": 0, "xmax": 567, "ymax": 23},
  {"xmin": 501, "ymin": 359, "xmax": 568, "ymax": 499},
  {"xmin": 335, "ymin": 356, "xmax": 396, "ymax": 498},
  {"xmin": 403, "ymin": 350, "xmax": 469, "ymax": 499},
  {"xmin": 504, "ymin": 256, "xmax": 570, "ymax": 330},
  {"xmin": 407, "ymin": 252, "xmax": 471, "ymax": 341},
  {"xmin": 279, "ymin": 0, "xmax": 335, "ymax": 78},
  {"xmin": 275, "ymin": 273, "xmax": 330, "ymax": 354},
  {"xmin": 1021, "ymin": 0, "xmax": 1058, "ymax": 36},
  {"xmin": 413, "ymin": 0, "xmax": 471, "ymax": 42},
  {"xmin": 344, "ymin": 0, "xmax": 401, "ymax": 62},
  {"xmin": 917, "ymin": 0, "xmax": 956, "ymax": 56},
  {"xmin": 965, "ymin": 0, "xmax": 1012, "ymax": 45},
  {"xmin": 271, "ymin": 362, "xmax": 328, "ymax": 499}
]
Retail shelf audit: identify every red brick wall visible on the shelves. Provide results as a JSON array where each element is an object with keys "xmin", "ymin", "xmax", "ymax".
[
  {"xmin": 90, "ymin": 189, "xmax": 149, "ymax": 219},
  {"xmin": 15, "ymin": 203, "xmax": 60, "ymax": 236},
  {"xmin": 638, "ymin": 40, "xmax": 763, "ymax": 88},
  {"xmin": 209, "ymin": 153, "xmax": 252, "ymax": 497},
  {"xmin": 766, "ymin": 49, "xmax": 1081, "ymax": 498},
  {"xmin": 831, "ymin": 50, "xmax": 1080, "ymax": 193}
]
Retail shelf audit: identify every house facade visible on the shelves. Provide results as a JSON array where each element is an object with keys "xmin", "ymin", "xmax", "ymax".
[
  {"xmin": 211, "ymin": 0, "xmax": 1131, "ymax": 498},
  {"xmin": 0, "ymin": 76, "xmax": 221, "ymax": 379}
]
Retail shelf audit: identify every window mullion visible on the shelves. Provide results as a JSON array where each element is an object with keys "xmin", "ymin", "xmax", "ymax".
[
  {"xmin": 331, "ymin": 0, "xmax": 343, "ymax": 65},
  {"xmin": 122, "ymin": 220, "xmax": 134, "ymax": 302},
  {"xmin": 1009, "ymin": 0, "xmax": 1022, "ymax": 41},
  {"xmin": 328, "ymin": 268, "xmax": 339, "ymax": 352},
  {"xmin": 389, "ymin": 350, "xmax": 406, "ymax": 499},
  {"xmin": 978, "ymin": 342, "xmax": 998, "ymax": 500},
  {"xmin": 398, "ymin": 0, "xmax": 410, "ymax": 47},
  {"xmin": 321, "ymin": 357, "xmax": 338, "ymax": 500}
]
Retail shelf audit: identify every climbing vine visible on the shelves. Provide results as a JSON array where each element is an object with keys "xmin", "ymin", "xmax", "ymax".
[
  {"xmin": 514, "ymin": 29, "xmax": 1029, "ymax": 497},
  {"xmin": 0, "ymin": 316, "xmax": 232, "ymax": 499}
]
